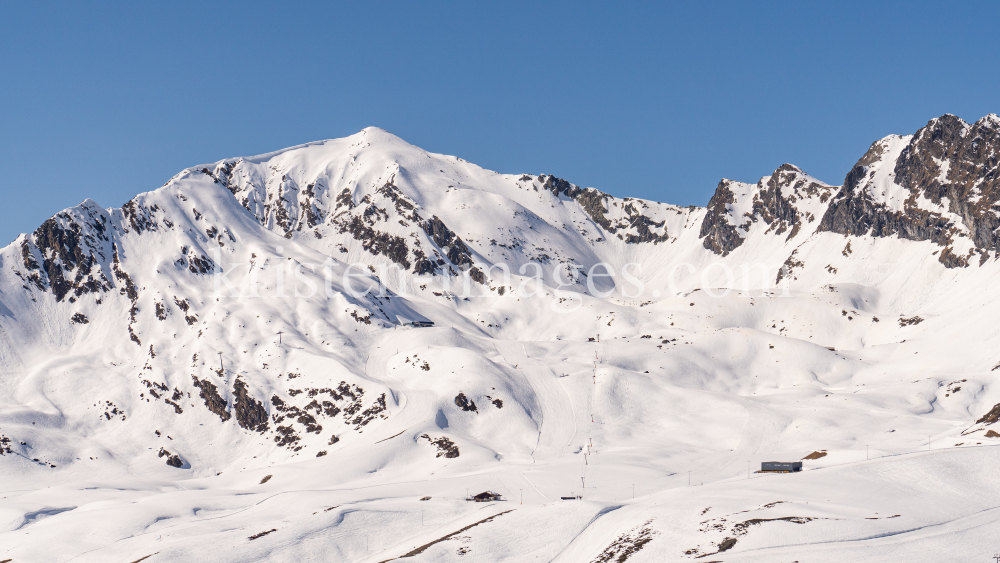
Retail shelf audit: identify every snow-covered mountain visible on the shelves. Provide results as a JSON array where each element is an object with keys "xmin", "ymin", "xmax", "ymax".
[{"xmin": 3, "ymin": 116, "xmax": 1000, "ymax": 562}]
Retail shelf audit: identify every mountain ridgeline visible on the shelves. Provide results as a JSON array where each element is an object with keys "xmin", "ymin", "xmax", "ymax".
[
  {"xmin": 700, "ymin": 114, "xmax": 1000, "ymax": 268},
  {"xmin": 15, "ymin": 114, "xmax": 1000, "ymax": 322}
]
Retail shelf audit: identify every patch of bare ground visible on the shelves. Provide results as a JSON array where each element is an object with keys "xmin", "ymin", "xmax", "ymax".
[
  {"xmin": 691, "ymin": 537, "xmax": 738, "ymax": 558},
  {"xmin": 803, "ymin": 450, "xmax": 827, "ymax": 460},
  {"xmin": 248, "ymin": 529, "xmax": 276, "ymax": 540},
  {"xmin": 977, "ymin": 403, "xmax": 1000, "ymax": 425},
  {"xmin": 688, "ymin": 512, "xmax": 816, "ymax": 558},
  {"xmin": 732, "ymin": 516, "xmax": 812, "ymax": 535},
  {"xmin": 421, "ymin": 434, "xmax": 459, "ymax": 458},
  {"xmin": 259, "ymin": 474, "xmax": 272, "ymax": 484},
  {"xmin": 379, "ymin": 510, "xmax": 513, "ymax": 561},
  {"xmin": 591, "ymin": 519, "xmax": 658, "ymax": 562},
  {"xmin": 157, "ymin": 447, "xmax": 183, "ymax": 468},
  {"xmin": 963, "ymin": 403, "xmax": 1000, "ymax": 435},
  {"xmin": 129, "ymin": 555, "xmax": 157, "ymax": 563}
]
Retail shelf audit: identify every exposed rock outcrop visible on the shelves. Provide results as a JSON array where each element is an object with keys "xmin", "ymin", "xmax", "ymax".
[
  {"xmin": 540, "ymin": 174, "xmax": 670, "ymax": 243},
  {"xmin": 700, "ymin": 179, "xmax": 746, "ymax": 256},
  {"xmin": 701, "ymin": 165, "xmax": 834, "ymax": 256},
  {"xmin": 19, "ymin": 202, "xmax": 114, "ymax": 301},
  {"xmin": 818, "ymin": 114, "xmax": 1000, "ymax": 267},
  {"xmin": 233, "ymin": 379, "xmax": 269, "ymax": 433},
  {"xmin": 192, "ymin": 376, "xmax": 230, "ymax": 422}
]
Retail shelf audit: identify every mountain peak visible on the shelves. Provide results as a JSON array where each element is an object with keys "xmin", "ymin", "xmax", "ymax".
[
  {"xmin": 353, "ymin": 125, "xmax": 416, "ymax": 147},
  {"xmin": 976, "ymin": 113, "xmax": 1000, "ymax": 128},
  {"xmin": 817, "ymin": 113, "xmax": 1000, "ymax": 267},
  {"xmin": 699, "ymin": 163, "xmax": 834, "ymax": 256}
]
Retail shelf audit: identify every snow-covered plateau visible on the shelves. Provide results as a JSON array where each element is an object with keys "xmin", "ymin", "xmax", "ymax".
[{"xmin": 3, "ymin": 114, "xmax": 1000, "ymax": 562}]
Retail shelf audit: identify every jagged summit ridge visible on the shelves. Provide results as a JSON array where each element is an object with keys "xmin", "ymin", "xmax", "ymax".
[
  {"xmin": 695, "ymin": 113, "xmax": 1000, "ymax": 268},
  {"xmin": 14, "ymin": 112, "xmax": 1000, "ymax": 325},
  {"xmin": 817, "ymin": 113, "xmax": 1000, "ymax": 267},
  {"xmin": 700, "ymin": 163, "xmax": 836, "ymax": 256},
  {"xmin": 184, "ymin": 127, "xmax": 689, "ymax": 288},
  {"xmin": 13, "ymin": 111, "xmax": 1000, "ymax": 322}
]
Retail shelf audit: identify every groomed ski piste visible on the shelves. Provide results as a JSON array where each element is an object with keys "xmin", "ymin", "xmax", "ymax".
[{"xmin": 2, "ymin": 117, "xmax": 1000, "ymax": 562}]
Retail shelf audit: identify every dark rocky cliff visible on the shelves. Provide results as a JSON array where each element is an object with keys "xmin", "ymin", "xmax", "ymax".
[
  {"xmin": 699, "ymin": 114, "xmax": 1000, "ymax": 267},
  {"xmin": 700, "ymin": 179, "xmax": 744, "ymax": 256},
  {"xmin": 818, "ymin": 114, "xmax": 1000, "ymax": 267},
  {"xmin": 701, "ymin": 164, "xmax": 834, "ymax": 256}
]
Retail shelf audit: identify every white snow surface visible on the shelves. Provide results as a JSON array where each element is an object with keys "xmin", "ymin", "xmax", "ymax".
[{"xmin": 1, "ymin": 128, "xmax": 1000, "ymax": 562}]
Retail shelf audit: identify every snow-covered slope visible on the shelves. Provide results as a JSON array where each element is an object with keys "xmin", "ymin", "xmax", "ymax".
[{"xmin": 3, "ymin": 116, "xmax": 1000, "ymax": 562}]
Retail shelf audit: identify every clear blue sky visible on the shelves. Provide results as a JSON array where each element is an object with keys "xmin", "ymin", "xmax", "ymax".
[{"xmin": 2, "ymin": 1, "xmax": 999, "ymax": 244}]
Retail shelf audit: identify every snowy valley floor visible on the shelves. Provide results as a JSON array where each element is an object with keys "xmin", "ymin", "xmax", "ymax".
[{"xmin": 3, "ymin": 329, "xmax": 999, "ymax": 562}]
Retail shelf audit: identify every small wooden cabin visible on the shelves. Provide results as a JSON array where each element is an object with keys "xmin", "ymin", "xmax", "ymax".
[{"xmin": 470, "ymin": 491, "xmax": 502, "ymax": 502}]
